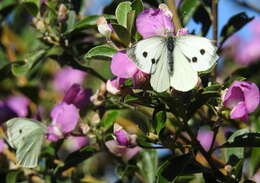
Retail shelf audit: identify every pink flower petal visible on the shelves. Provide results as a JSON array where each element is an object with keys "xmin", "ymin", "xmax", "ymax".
[
  {"xmin": 105, "ymin": 140, "xmax": 127, "ymax": 157},
  {"xmin": 136, "ymin": 8, "xmax": 174, "ymax": 38},
  {"xmin": 51, "ymin": 103, "xmax": 80, "ymax": 133},
  {"xmin": 223, "ymin": 85, "xmax": 244, "ymax": 109},
  {"xmin": 47, "ymin": 125, "xmax": 63, "ymax": 142},
  {"xmin": 53, "ymin": 66, "xmax": 86, "ymax": 93},
  {"xmin": 239, "ymin": 82, "xmax": 260, "ymax": 113},
  {"xmin": 58, "ymin": 136, "xmax": 89, "ymax": 160},
  {"xmin": 111, "ymin": 51, "xmax": 138, "ymax": 78},
  {"xmin": 115, "ymin": 129, "xmax": 129, "ymax": 146},
  {"xmin": 6, "ymin": 95, "xmax": 30, "ymax": 117},
  {"xmin": 106, "ymin": 77, "xmax": 125, "ymax": 95},
  {"xmin": 0, "ymin": 139, "xmax": 6, "ymax": 153},
  {"xmin": 123, "ymin": 146, "xmax": 142, "ymax": 161},
  {"xmin": 197, "ymin": 129, "xmax": 214, "ymax": 151},
  {"xmin": 230, "ymin": 102, "xmax": 248, "ymax": 121}
]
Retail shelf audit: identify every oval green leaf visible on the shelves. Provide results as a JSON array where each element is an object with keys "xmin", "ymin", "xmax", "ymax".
[
  {"xmin": 84, "ymin": 45, "xmax": 117, "ymax": 60},
  {"xmin": 115, "ymin": 1, "xmax": 132, "ymax": 28}
]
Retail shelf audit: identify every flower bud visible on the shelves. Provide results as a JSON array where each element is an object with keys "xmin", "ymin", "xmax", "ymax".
[
  {"xmin": 97, "ymin": 16, "xmax": 112, "ymax": 39},
  {"xmin": 159, "ymin": 3, "xmax": 173, "ymax": 18},
  {"xmin": 58, "ymin": 4, "xmax": 68, "ymax": 22}
]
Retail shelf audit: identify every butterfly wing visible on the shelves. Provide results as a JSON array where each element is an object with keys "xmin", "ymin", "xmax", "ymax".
[
  {"xmin": 175, "ymin": 35, "xmax": 218, "ymax": 72},
  {"xmin": 150, "ymin": 48, "xmax": 171, "ymax": 92},
  {"xmin": 170, "ymin": 46, "xmax": 199, "ymax": 92},
  {"xmin": 6, "ymin": 118, "xmax": 47, "ymax": 168},
  {"xmin": 127, "ymin": 36, "xmax": 166, "ymax": 73}
]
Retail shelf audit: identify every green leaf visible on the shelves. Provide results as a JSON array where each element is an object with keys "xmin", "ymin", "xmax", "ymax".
[
  {"xmin": 220, "ymin": 12, "xmax": 254, "ymax": 45},
  {"xmin": 223, "ymin": 76, "xmax": 246, "ymax": 89},
  {"xmin": 202, "ymin": 84, "xmax": 222, "ymax": 95},
  {"xmin": 66, "ymin": 14, "xmax": 116, "ymax": 33},
  {"xmin": 54, "ymin": 147, "xmax": 95, "ymax": 177},
  {"xmin": 137, "ymin": 149, "xmax": 158, "ymax": 183},
  {"xmin": 249, "ymin": 147, "xmax": 260, "ymax": 176},
  {"xmin": 218, "ymin": 129, "xmax": 260, "ymax": 148},
  {"xmin": 127, "ymin": 10, "xmax": 136, "ymax": 34},
  {"xmin": 84, "ymin": 45, "xmax": 117, "ymax": 60},
  {"xmin": 6, "ymin": 170, "xmax": 21, "ymax": 183},
  {"xmin": 111, "ymin": 23, "xmax": 131, "ymax": 47},
  {"xmin": 100, "ymin": 110, "xmax": 120, "ymax": 129},
  {"xmin": 158, "ymin": 154, "xmax": 209, "ymax": 181},
  {"xmin": 227, "ymin": 128, "xmax": 250, "ymax": 143},
  {"xmin": 21, "ymin": 0, "xmax": 40, "ymax": 16},
  {"xmin": 66, "ymin": 10, "xmax": 77, "ymax": 33},
  {"xmin": 226, "ymin": 147, "xmax": 244, "ymax": 160},
  {"xmin": 193, "ymin": 5, "xmax": 211, "ymax": 36},
  {"xmin": 131, "ymin": 0, "xmax": 144, "ymax": 17},
  {"xmin": 115, "ymin": 1, "xmax": 132, "ymax": 28},
  {"xmin": 153, "ymin": 110, "xmax": 166, "ymax": 134},
  {"xmin": 11, "ymin": 49, "xmax": 45, "ymax": 76},
  {"xmin": 0, "ymin": 0, "xmax": 16, "ymax": 11},
  {"xmin": 45, "ymin": 46, "xmax": 64, "ymax": 57},
  {"xmin": 179, "ymin": 0, "xmax": 201, "ymax": 25}
]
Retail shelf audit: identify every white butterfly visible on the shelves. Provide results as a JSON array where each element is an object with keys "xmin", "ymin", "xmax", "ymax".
[
  {"xmin": 6, "ymin": 118, "xmax": 47, "ymax": 168},
  {"xmin": 127, "ymin": 34, "xmax": 219, "ymax": 92}
]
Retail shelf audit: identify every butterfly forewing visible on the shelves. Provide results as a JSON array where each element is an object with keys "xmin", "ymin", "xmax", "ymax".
[
  {"xmin": 175, "ymin": 35, "xmax": 218, "ymax": 72},
  {"xmin": 127, "ymin": 36, "xmax": 166, "ymax": 74}
]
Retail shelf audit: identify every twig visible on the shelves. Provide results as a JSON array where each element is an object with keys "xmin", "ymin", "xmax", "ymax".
[
  {"xmin": 181, "ymin": 120, "xmax": 236, "ymax": 182},
  {"xmin": 212, "ymin": 0, "xmax": 218, "ymax": 80},
  {"xmin": 212, "ymin": 0, "xmax": 218, "ymax": 43},
  {"xmin": 166, "ymin": 0, "xmax": 182, "ymax": 31}
]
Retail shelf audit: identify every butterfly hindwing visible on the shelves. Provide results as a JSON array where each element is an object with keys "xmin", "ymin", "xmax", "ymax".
[
  {"xmin": 6, "ymin": 118, "xmax": 47, "ymax": 168},
  {"xmin": 175, "ymin": 35, "xmax": 218, "ymax": 72},
  {"xmin": 127, "ymin": 36, "xmax": 166, "ymax": 73},
  {"xmin": 150, "ymin": 47, "xmax": 171, "ymax": 92},
  {"xmin": 16, "ymin": 128, "xmax": 45, "ymax": 168},
  {"xmin": 170, "ymin": 46, "xmax": 199, "ymax": 92}
]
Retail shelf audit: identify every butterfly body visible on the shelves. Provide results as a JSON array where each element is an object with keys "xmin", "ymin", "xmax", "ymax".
[{"xmin": 127, "ymin": 34, "xmax": 218, "ymax": 92}]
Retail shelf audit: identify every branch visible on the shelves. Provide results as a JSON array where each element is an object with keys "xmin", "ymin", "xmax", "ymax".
[
  {"xmin": 181, "ymin": 120, "xmax": 237, "ymax": 182},
  {"xmin": 212, "ymin": 0, "xmax": 218, "ymax": 42},
  {"xmin": 166, "ymin": 0, "xmax": 182, "ymax": 31}
]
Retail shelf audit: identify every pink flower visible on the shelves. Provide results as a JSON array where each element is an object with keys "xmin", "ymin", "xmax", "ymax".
[
  {"xmin": 47, "ymin": 103, "xmax": 80, "ymax": 141},
  {"xmin": 136, "ymin": 8, "xmax": 174, "ymax": 38},
  {"xmin": 197, "ymin": 128, "xmax": 214, "ymax": 151},
  {"xmin": 106, "ymin": 77, "xmax": 125, "ymax": 95},
  {"xmin": 0, "ymin": 139, "xmax": 6, "ymax": 153},
  {"xmin": 111, "ymin": 51, "xmax": 138, "ymax": 79},
  {"xmin": 63, "ymin": 84, "xmax": 92, "ymax": 110},
  {"xmin": 227, "ymin": 18, "xmax": 260, "ymax": 65},
  {"xmin": 53, "ymin": 66, "xmax": 86, "ymax": 93},
  {"xmin": 5, "ymin": 95, "xmax": 30, "ymax": 117},
  {"xmin": 105, "ymin": 123, "xmax": 141, "ymax": 161},
  {"xmin": 223, "ymin": 81, "xmax": 260, "ymax": 121},
  {"xmin": 57, "ymin": 136, "xmax": 89, "ymax": 160},
  {"xmin": 0, "ymin": 95, "xmax": 30, "ymax": 124},
  {"xmin": 235, "ymin": 38, "xmax": 260, "ymax": 65}
]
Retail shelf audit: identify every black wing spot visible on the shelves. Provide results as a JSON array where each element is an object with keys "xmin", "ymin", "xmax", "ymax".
[
  {"xmin": 19, "ymin": 129, "xmax": 22, "ymax": 134},
  {"xmin": 143, "ymin": 51, "xmax": 148, "ymax": 58},
  {"xmin": 192, "ymin": 57, "xmax": 197, "ymax": 63},
  {"xmin": 200, "ymin": 49, "xmax": 205, "ymax": 55},
  {"xmin": 151, "ymin": 58, "xmax": 156, "ymax": 64}
]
